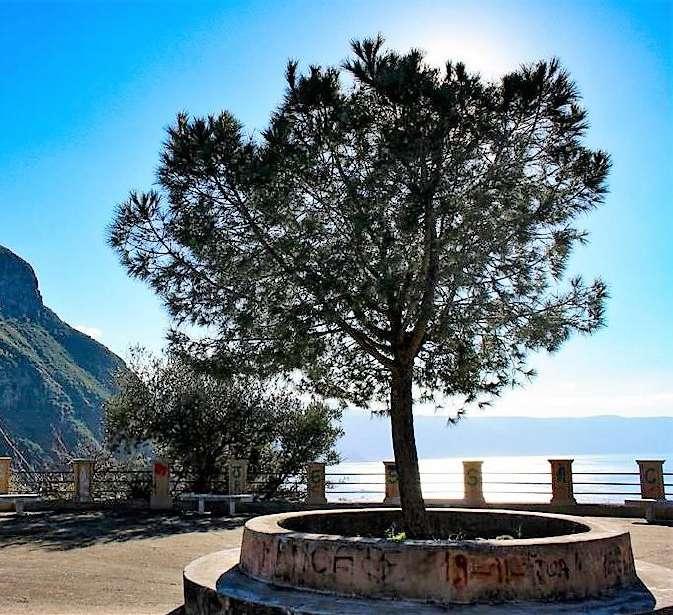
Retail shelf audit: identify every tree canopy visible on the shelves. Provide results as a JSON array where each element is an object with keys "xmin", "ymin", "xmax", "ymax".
[
  {"xmin": 104, "ymin": 348, "xmax": 342, "ymax": 496},
  {"xmin": 110, "ymin": 36, "xmax": 609, "ymax": 536}
]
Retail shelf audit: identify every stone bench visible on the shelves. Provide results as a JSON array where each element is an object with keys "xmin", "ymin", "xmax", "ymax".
[
  {"xmin": 0, "ymin": 493, "xmax": 40, "ymax": 514},
  {"xmin": 179, "ymin": 493, "xmax": 253, "ymax": 515},
  {"xmin": 625, "ymin": 498, "xmax": 673, "ymax": 522}
]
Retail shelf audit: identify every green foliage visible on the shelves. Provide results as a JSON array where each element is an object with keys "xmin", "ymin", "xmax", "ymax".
[
  {"xmin": 0, "ymin": 277, "xmax": 124, "ymax": 465},
  {"xmin": 108, "ymin": 36, "xmax": 610, "ymax": 533},
  {"xmin": 384, "ymin": 525, "xmax": 407, "ymax": 542},
  {"xmin": 104, "ymin": 348, "xmax": 342, "ymax": 495},
  {"xmin": 109, "ymin": 37, "xmax": 609, "ymax": 414}
]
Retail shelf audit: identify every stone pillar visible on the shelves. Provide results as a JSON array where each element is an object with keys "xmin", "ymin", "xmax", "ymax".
[
  {"xmin": 150, "ymin": 458, "xmax": 172, "ymax": 509},
  {"xmin": 0, "ymin": 457, "xmax": 10, "ymax": 494},
  {"xmin": 383, "ymin": 461, "xmax": 400, "ymax": 505},
  {"xmin": 72, "ymin": 458, "xmax": 93, "ymax": 502},
  {"xmin": 306, "ymin": 462, "xmax": 327, "ymax": 505},
  {"xmin": 228, "ymin": 459, "xmax": 248, "ymax": 495},
  {"xmin": 463, "ymin": 460, "xmax": 485, "ymax": 505},
  {"xmin": 637, "ymin": 459, "xmax": 666, "ymax": 501},
  {"xmin": 549, "ymin": 459, "xmax": 577, "ymax": 505}
]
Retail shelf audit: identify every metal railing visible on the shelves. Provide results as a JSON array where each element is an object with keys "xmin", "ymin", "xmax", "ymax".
[
  {"xmin": 3, "ymin": 457, "xmax": 669, "ymax": 508},
  {"xmin": 10, "ymin": 467, "xmax": 154, "ymax": 502},
  {"xmin": 91, "ymin": 469, "xmax": 153, "ymax": 502},
  {"xmin": 12, "ymin": 469, "xmax": 74, "ymax": 499},
  {"xmin": 323, "ymin": 462, "xmax": 670, "ymax": 504}
]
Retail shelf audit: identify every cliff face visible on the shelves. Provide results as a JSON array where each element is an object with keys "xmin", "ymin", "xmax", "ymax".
[
  {"xmin": 0, "ymin": 246, "xmax": 125, "ymax": 463},
  {"xmin": 0, "ymin": 246, "xmax": 43, "ymax": 319}
]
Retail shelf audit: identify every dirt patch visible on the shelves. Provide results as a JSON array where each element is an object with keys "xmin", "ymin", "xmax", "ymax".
[
  {"xmin": 279, "ymin": 509, "xmax": 589, "ymax": 540},
  {"xmin": 0, "ymin": 510, "xmax": 245, "ymax": 615}
]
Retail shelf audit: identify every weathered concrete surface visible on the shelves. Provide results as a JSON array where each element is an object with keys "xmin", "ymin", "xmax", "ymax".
[
  {"xmin": 241, "ymin": 498, "xmax": 673, "ymax": 521},
  {"xmin": 183, "ymin": 549, "xmax": 658, "ymax": 614},
  {"xmin": 0, "ymin": 510, "xmax": 246, "ymax": 615},
  {"xmin": 306, "ymin": 463, "xmax": 328, "ymax": 505},
  {"xmin": 184, "ymin": 549, "xmax": 239, "ymax": 615},
  {"xmin": 0, "ymin": 457, "xmax": 10, "ymax": 494},
  {"xmin": 239, "ymin": 509, "xmax": 637, "ymax": 604},
  {"xmin": 382, "ymin": 461, "xmax": 399, "ymax": 505},
  {"xmin": 637, "ymin": 460, "xmax": 666, "ymax": 501},
  {"xmin": 151, "ymin": 459, "xmax": 172, "ymax": 510},
  {"xmin": 463, "ymin": 461, "xmax": 485, "ymax": 506},
  {"xmin": 592, "ymin": 516, "xmax": 673, "ymax": 611},
  {"xmin": 550, "ymin": 459, "xmax": 577, "ymax": 505},
  {"xmin": 0, "ymin": 510, "xmax": 668, "ymax": 614},
  {"xmin": 72, "ymin": 458, "xmax": 94, "ymax": 503}
]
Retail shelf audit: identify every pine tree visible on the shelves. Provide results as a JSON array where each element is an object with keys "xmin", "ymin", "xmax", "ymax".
[{"xmin": 109, "ymin": 36, "xmax": 609, "ymax": 537}]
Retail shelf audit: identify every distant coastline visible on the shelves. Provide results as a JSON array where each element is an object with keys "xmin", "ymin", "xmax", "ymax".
[{"xmin": 338, "ymin": 413, "xmax": 673, "ymax": 462}]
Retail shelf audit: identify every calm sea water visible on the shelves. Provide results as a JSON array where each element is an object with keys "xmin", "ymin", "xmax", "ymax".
[{"xmin": 326, "ymin": 453, "xmax": 672, "ymax": 504}]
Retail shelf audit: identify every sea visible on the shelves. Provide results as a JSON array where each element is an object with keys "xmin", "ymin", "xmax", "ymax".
[{"xmin": 325, "ymin": 453, "xmax": 673, "ymax": 504}]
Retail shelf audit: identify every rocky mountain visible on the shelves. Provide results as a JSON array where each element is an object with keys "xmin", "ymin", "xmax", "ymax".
[{"xmin": 0, "ymin": 245, "xmax": 125, "ymax": 464}]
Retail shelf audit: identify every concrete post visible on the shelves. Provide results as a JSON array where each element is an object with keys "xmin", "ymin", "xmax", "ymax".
[
  {"xmin": 72, "ymin": 458, "xmax": 93, "ymax": 502},
  {"xmin": 549, "ymin": 459, "xmax": 577, "ymax": 505},
  {"xmin": 150, "ymin": 458, "xmax": 172, "ymax": 509},
  {"xmin": 637, "ymin": 459, "xmax": 666, "ymax": 501},
  {"xmin": 463, "ymin": 460, "xmax": 485, "ymax": 505},
  {"xmin": 0, "ymin": 457, "xmax": 10, "ymax": 494},
  {"xmin": 383, "ymin": 461, "xmax": 400, "ymax": 505},
  {"xmin": 306, "ymin": 462, "xmax": 327, "ymax": 505},
  {"xmin": 228, "ymin": 459, "xmax": 248, "ymax": 495}
]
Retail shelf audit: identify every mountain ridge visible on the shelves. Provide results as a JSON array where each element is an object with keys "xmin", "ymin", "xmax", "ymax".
[{"xmin": 0, "ymin": 245, "xmax": 125, "ymax": 464}]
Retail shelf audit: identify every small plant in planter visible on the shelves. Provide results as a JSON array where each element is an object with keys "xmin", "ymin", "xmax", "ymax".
[{"xmin": 384, "ymin": 523, "xmax": 407, "ymax": 542}]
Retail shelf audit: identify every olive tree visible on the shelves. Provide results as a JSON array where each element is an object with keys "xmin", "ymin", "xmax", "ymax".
[
  {"xmin": 104, "ymin": 348, "xmax": 342, "ymax": 495},
  {"xmin": 109, "ymin": 37, "xmax": 609, "ymax": 537}
]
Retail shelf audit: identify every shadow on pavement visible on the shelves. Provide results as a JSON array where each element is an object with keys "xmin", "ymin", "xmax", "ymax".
[
  {"xmin": 0, "ymin": 510, "xmax": 247, "ymax": 551},
  {"xmin": 632, "ymin": 520, "xmax": 673, "ymax": 528}
]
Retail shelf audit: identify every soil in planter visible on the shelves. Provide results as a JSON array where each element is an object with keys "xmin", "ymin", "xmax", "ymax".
[{"xmin": 280, "ymin": 510, "xmax": 590, "ymax": 542}]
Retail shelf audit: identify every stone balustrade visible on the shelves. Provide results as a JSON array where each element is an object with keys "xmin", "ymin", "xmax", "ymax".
[
  {"xmin": 150, "ymin": 458, "xmax": 172, "ymax": 509},
  {"xmin": 383, "ymin": 460, "xmax": 400, "ymax": 504},
  {"xmin": 463, "ymin": 460, "xmax": 485, "ymax": 505},
  {"xmin": 549, "ymin": 459, "xmax": 577, "ymax": 505},
  {"xmin": 71, "ymin": 458, "xmax": 93, "ymax": 502},
  {"xmin": 305, "ymin": 462, "xmax": 327, "ymax": 504},
  {"xmin": 228, "ymin": 459, "xmax": 248, "ymax": 495},
  {"xmin": 0, "ymin": 455, "xmax": 668, "ymax": 509},
  {"xmin": 636, "ymin": 460, "xmax": 666, "ymax": 500},
  {"xmin": 0, "ymin": 457, "xmax": 10, "ymax": 494},
  {"xmin": 303, "ymin": 457, "xmax": 669, "ymax": 507}
]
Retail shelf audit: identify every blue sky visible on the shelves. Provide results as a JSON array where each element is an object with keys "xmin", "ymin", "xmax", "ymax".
[{"xmin": 1, "ymin": 1, "xmax": 671, "ymax": 417}]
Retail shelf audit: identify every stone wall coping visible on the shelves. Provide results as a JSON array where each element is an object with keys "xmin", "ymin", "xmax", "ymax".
[
  {"xmin": 240, "ymin": 508, "xmax": 637, "ymax": 604},
  {"xmin": 243, "ymin": 507, "xmax": 626, "ymax": 549}
]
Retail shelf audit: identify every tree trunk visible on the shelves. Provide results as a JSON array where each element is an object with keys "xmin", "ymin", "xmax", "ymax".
[{"xmin": 390, "ymin": 367, "xmax": 429, "ymax": 539}]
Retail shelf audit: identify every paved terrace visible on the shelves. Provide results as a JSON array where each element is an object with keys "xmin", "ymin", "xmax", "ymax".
[{"xmin": 0, "ymin": 510, "xmax": 670, "ymax": 614}]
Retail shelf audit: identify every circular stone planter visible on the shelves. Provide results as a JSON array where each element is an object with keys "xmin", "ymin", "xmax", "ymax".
[{"xmin": 238, "ymin": 508, "xmax": 637, "ymax": 605}]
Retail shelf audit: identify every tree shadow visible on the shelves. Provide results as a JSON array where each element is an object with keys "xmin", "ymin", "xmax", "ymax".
[
  {"xmin": 631, "ymin": 519, "xmax": 673, "ymax": 527},
  {"xmin": 0, "ymin": 509, "xmax": 247, "ymax": 551}
]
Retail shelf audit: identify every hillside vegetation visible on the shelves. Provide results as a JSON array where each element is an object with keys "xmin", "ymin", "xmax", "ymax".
[{"xmin": 0, "ymin": 245, "xmax": 124, "ymax": 463}]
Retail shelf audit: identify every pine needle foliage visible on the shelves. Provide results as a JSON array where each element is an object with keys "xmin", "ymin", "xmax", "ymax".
[{"xmin": 109, "ymin": 37, "xmax": 610, "ymax": 536}]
